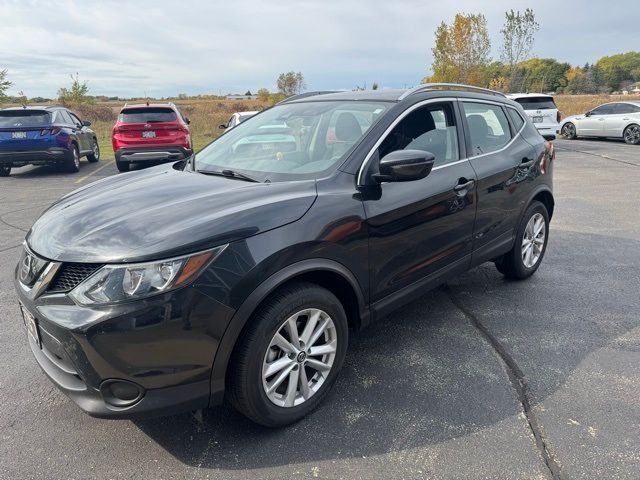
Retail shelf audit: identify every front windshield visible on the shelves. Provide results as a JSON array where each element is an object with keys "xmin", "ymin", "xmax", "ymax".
[{"xmin": 195, "ymin": 101, "xmax": 389, "ymax": 180}]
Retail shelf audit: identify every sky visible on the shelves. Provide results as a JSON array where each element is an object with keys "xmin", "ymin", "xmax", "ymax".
[{"xmin": 1, "ymin": 0, "xmax": 638, "ymax": 98}]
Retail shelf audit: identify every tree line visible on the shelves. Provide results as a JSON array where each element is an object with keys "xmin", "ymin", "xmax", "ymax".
[{"xmin": 425, "ymin": 10, "xmax": 640, "ymax": 94}]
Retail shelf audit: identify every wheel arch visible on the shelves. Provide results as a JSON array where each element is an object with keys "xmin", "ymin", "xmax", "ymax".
[{"xmin": 208, "ymin": 258, "xmax": 368, "ymax": 406}]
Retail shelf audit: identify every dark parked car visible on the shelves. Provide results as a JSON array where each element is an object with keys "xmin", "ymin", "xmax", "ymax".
[
  {"xmin": 0, "ymin": 106, "xmax": 99, "ymax": 176},
  {"xmin": 15, "ymin": 84, "xmax": 554, "ymax": 426}
]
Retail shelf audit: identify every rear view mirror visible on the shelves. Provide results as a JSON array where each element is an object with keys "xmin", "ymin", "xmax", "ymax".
[{"xmin": 373, "ymin": 149, "xmax": 435, "ymax": 183}]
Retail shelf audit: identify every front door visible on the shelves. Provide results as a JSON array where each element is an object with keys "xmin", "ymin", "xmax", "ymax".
[
  {"xmin": 578, "ymin": 104, "xmax": 611, "ymax": 136},
  {"xmin": 363, "ymin": 101, "xmax": 477, "ymax": 303}
]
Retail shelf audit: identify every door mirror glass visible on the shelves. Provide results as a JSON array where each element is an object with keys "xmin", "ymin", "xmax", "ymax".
[
  {"xmin": 184, "ymin": 117, "xmax": 191, "ymax": 125},
  {"xmin": 374, "ymin": 149, "xmax": 435, "ymax": 183},
  {"xmin": 218, "ymin": 123, "xmax": 227, "ymax": 130},
  {"xmin": 82, "ymin": 120, "xmax": 91, "ymax": 127}
]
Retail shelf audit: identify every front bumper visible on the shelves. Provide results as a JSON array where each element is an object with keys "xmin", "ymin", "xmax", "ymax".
[
  {"xmin": 14, "ymin": 253, "xmax": 237, "ymax": 418},
  {"xmin": 115, "ymin": 146, "xmax": 192, "ymax": 164},
  {"xmin": 0, "ymin": 148, "xmax": 69, "ymax": 166}
]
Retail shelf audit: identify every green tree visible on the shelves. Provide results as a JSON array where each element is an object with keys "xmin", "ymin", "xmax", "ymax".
[
  {"xmin": 277, "ymin": 71, "xmax": 305, "ymax": 96},
  {"xmin": 57, "ymin": 73, "xmax": 93, "ymax": 107},
  {"xmin": 427, "ymin": 13, "xmax": 491, "ymax": 85},
  {"xmin": 515, "ymin": 58, "xmax": 570, "ymax": 92},
  {"xmin": 596, "ymin": 52, "xmax": 640, "ymax": 90},
  {"xmin": 500, "ymin": 9, "xmax": 539, "ymax": 91},
  {"xmin": 0, "ymin": 69, "xmax": 12, "ymax": 102}
]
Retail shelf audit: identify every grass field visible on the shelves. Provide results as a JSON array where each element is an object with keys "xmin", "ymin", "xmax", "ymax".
[{"xmin": 4, "ymin": 94, "xmax": 640, "ymax": 160}]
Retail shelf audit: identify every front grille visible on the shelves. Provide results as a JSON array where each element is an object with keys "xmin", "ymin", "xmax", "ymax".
[{"xmin": 48, "ymin": 263, "xmax": 103, "ymax": 293}]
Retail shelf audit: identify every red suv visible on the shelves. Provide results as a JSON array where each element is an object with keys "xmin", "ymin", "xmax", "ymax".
[{"xmin": 112, "ymin": 102, "xmax": 192, "ymax": 172}]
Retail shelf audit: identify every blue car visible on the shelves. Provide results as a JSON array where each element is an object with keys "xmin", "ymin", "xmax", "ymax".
[{"xmin": 0, "ymin": 106, "xmax": 100, "ymax": 176}]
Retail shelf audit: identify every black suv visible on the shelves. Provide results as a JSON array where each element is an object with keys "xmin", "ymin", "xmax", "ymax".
[{"xmin": 15, "ymin": 84, "xmax": 554, "ymax": 427}]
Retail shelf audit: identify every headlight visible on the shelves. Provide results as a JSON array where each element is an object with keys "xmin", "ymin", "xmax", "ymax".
[{"xmin": 69, "ymin": 246, "xmax": 226, "ymax": 306}]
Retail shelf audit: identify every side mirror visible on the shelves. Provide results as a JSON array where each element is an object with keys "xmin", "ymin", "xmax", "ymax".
[
  {"xmin": 184, "ymin": 117, "xmax": 191, "ymax": 125},
  {"xmin": 373, "ymin": 149, "xmax": 435, "ymax": 183},
  {"xmin": 82, "ymin": 120, "xmax": 91, "ymax": 127},
  {"xmin": 218, "ymin": 124, "xmax": 227, "ymax": 130},
  {"xmin": 584, "ymin": 111, "xmax": 592, "ymax": 117}
]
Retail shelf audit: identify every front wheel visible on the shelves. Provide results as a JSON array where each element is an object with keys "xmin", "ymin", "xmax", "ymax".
[
  {"xmin": 87, "ymin": 139, "xmax": 100, "ymax": 162},
  {"xmin": 228, "ymin": 282, "xmax": 348, "ymax": 427},
  {"xmin": 561, "ymin": 122, "xmax": 577, "ymax": 140},
  {"xmin": 495, "ymin": 201, "xmax": 549, "ymax": 280},
  {"xmin": 623, "ymin": 124, "xmax": 640, "ymax": 145},
  {"xmin": 0, "ymin": 165, "xmax": 11, "ymax": 177}
]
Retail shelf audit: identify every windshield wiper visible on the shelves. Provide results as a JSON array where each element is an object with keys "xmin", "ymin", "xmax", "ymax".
[{"xmin": 197, "ymin": 168, "xmax": 260, "ymax": 182}]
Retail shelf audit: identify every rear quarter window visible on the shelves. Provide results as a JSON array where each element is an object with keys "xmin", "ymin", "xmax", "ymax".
[
  {"xmin": 507, "ymin": 107, "xmax": 525, "ymax": 131},
  {"xmin": 0, "ymin": 110, "xmax": 51, "ymax": 127},
  {"xmin": 118, "ymin": 108, "xmax": 177, "ymax": 123},
  {"xmin": 514, "ymin": 97, "xmax": 557, "ymax": 110}
]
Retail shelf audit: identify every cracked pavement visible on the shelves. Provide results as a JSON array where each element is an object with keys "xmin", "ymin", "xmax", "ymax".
[{"xmin": 0, "ymin": 140, "xmax": 638, "ymax": 479}]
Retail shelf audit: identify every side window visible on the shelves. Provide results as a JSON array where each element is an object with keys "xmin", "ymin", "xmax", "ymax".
[
  {"xmin": 631, "ymin": 104, "xmax": 640, "ymax": 113},
  {"xmin": 506, "ymin": 107, "xmax": 525, "ymax": 132},
  {"xmin": 590, "ymin": 105, "xmax": 612, "ymax": 115},
  {"xmin": 614, "ymin": 103, "xmax": 633, "ymax": 114},
  {"xmin": 69, "ymin": 112, "xmax": 82, "ymax": 126},
  {"xmin": 59, "ymin": 110, "xmax": 73, "ymax": 125},
  {"xmin": 462, "ymin": 102, "xmax": 512, "ymax": 156},
  {"xmin": 377, "ymin": 103, "xmax": 460, "ymax": 167}
]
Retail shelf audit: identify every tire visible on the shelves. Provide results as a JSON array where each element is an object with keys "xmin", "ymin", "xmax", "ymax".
[
  {"xmin": 115, "ymin": 159, "xmax": 129, "ymax": 172},
  {"xmin": 495, "ymin": 201, "xmax": 549, "ymax": 280},
  {"xmin": 561, "ymin": 122, "xmax": 577, "ymax": 140},
  {"xmin": 0, "ymin": 165, "xmax": 11, "ymax": 177},
  {"xmin": 63, "ymin": 145, "xmax": 80, "ymax": 173},
  {"xmin": 87, "ymin": 139, "xmax": 100, "ymax": 162},
  {"xmin": 228, "ymin": 281, "xmax": 348, "ymax": 427},
  {"xmin": 623, "ymin": 124, "xmax": 640, "ymax": 145}
]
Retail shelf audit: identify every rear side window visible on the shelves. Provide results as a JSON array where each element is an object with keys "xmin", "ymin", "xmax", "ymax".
[
  {"xmin": 462, "ymin": 102, "xmax": 512, "ymax": 156},
  {"xmin": 506, "ymin": 107, "xmax": 525, "ymax": 131},
  {"xmin": 378, "ymin": 102, "xmax": 460, "ymax": 167},
  {"xmin": 612, "ymin": 103, "xmax": 638, "ymax": 114},
  {"xmin": 514, "ymin": 97, "xmax": 557, "ymax": 110},
  {"xmin": 0, "ymin": 110, "xmax": 51, "ymax": 127},
  {"xmin": 119, "ymin": 108, "xmax": 177, "ymax": 123}
]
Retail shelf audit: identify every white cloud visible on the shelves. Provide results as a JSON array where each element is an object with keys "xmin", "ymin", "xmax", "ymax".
[{"xmin": 1, "ymin": 0, "xmax": 638, "ymax": 97}]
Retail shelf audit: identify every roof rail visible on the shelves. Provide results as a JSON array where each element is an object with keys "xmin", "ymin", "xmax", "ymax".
[
  {"xmin": 399, "ymin": 83, "xmax": 506, "ymax": 100},
  {"xmin": 278, "ymin": 91, "xmax": 342, "ymax": 104}
]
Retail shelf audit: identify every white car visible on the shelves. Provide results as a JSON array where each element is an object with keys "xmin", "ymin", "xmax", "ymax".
[
  {"xmin": 559, "ymin": 102, "xmax": 640, "ymax": 145},
  {"xmin": 219, "ymin": 111, "xmax": 259, "ymax": 131},
  {"xmin": 507, "ymin": 93, "xmax": 560, "ymax": 140}
]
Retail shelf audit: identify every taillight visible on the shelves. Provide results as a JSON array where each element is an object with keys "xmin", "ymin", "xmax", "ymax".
[
  {"xmin": 557, "ymin": 111, "xmax": 561, "ymax": 123},
  {"xmin": 40, "ymin": 127, "xmax": 61, "ymax": 135}
]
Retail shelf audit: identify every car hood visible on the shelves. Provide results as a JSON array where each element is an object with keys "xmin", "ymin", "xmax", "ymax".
[{"xmin": 27, "ymin": 165, "xmax": 317, "ymax": 263}]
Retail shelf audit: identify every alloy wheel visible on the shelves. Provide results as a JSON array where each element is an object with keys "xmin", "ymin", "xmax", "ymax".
[
  {"xmin": 262, "ymin": 308, "xmax": 337, "ymax": 408},
  {"xmin": 93, "ymin": 142, "xmax": 100, "ymax": 160},
  {"xmin": 521, "ymin": 213, "xmax": 546, "ymax": 268},
  {"xmin": 624, "ymin": 125, "xmax": 640, "ymax": 144},
  {"xmin": 562, "ymin": 123, "xmax": 575, "ymax": 139},
  {"xmin": 73, "ymin": 148, "xmax": 80, "ymax": 168}
]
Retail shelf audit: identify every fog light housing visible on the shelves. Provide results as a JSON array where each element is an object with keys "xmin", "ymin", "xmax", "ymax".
[{"xmin": 100, "ymin": 379, "xmax": 144, "ymax": 408}]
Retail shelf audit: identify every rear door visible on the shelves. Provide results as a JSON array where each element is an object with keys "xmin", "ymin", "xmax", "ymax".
[
  {"xmin": 116, "ymin": 107, "xmax": 181, "ymax": 148},
  {"xmin": 460, "ymin": 100, "xmax": 536, "ymax": 257},
  {"xmin": 67, "ymin": 111, "xmax": 91, "ymax": 152},
  {"xmin": 364, "ymin": 100, "xmax": 477, "ymax": 302},
  {"xmin": 0, "ymin": 110, "xmax": 52, "ymax": 151},
  {"xmin": 604, "ymin": 103, "xmax": 633, "ymax": 137}
]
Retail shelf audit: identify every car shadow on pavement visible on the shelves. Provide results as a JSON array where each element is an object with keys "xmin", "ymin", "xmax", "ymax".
[{"xmin": 133, "ymin": 230, "xmax": 640, "ymax": 471}]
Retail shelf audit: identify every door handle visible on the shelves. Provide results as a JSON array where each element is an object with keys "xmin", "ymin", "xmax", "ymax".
[
  {"xmin": 453, "ymin": 179, "xmax": 475, "ymax": 193},
  {"xmin": 520, "ymin": 158, "xmax": 535, "ymax": 168},
  {"xmin": 598, "ymin": 118, "xmax": 605, "ymax": 121}
]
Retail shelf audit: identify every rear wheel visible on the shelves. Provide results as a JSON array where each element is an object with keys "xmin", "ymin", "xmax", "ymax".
[
  {"xmin": 63, "ymin": 145, "xmax": 80, "ymax": 173},
  {"xmin": 561, "ymin": 122, "xmax": 577, "ymax": 139},
  {"xmin": 87, "ymin": 139, "xmax": 100, "ymax": 162},
  {"xmin": 495, "ymin": 201, "xmax": 549, "ymax": 280},
  {"xmin": 623, "ymin": 124, "xmax": 640, "ymax": 145},
  {"xmin": 0, "ymin": 165, "xmax": 11, "ymax": 177},
  {"xmin": 228, "ymin": 282, "xmax": 348, "ymax": 427},
  {"xmin": 115, "ymin": 159, "xmax": 129, "ymax": 172}
]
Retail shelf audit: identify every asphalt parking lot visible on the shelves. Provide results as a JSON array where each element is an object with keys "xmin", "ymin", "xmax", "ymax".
[{"xmin": 1, "ymin": 139, "xmax": 639, "ymax": 480}]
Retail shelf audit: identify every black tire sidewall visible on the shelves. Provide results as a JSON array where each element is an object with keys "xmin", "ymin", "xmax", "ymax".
[
  {"xmin": 562, "ymin": 122, "xmax": 576, "ymax": 139},
  {"xmin": 234, "ymin": 284, "xmax": 348, "ymax": 427},
  {"xmin": 87, "ymin": 140, "xmax": 100, "ymax": 162},
  {"xmin": 0, "ymin": 165, "xmax": 10, "ymax": 176},
  {"xmin": 511, "ymin": 201, "xmax": 550, "ymax": 277},
  {"xmin": 115, "ymin": 160, "xmax": 129, "ymax": 172},
  {"xmin": 65, "ymin": 145, "xmax": 80, "ymax": 172},
  {"xmin": 624, "ymin": 125, "xmax": 640, "ymax": 145}
]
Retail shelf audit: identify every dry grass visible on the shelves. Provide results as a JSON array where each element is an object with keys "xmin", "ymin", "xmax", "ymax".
[{"xmin": 554, "ymin": 94, "xmax": 640, "ymax": 117}]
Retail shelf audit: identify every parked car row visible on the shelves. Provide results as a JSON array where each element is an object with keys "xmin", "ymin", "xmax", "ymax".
[{"xmin": 560, "ymin": 101, "xmax": 640, "ymax": 144}]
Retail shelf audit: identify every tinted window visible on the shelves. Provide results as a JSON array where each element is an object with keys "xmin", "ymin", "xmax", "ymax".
[
  {"xmin": 613, "ymin": 103, "xmax": 635, "ymax": 114},
  {"xmin": 514, "ymin": 97, "xmax": 556, "ymax": 110},
  {"xmin": 0, "ymin": 110, "xmax": 51, "ymax": 127},
  {"xmin": 59, "ymin": 110, "xmax": 74, "ymax": 125},
  {"xmin": 68, "ymin": 112, "xmax": 82, "ymax": 126},
  {"xmin": 590, "ymin": 104, "xmax": 614, "ymax": 115},
  {"xmin": 462, "ymin": 102, "xmax": 512, "ymax": 156},
  {"xmin": 507, "ymin": 107, "xmax": 525, "ymax": 131},
  {"xmin": 378, "ymin": 103, "xmax": 460, "ymax": 167},
  {"xmin": 119, "ymin": 108, "xmax": 177, "ymax": 123}
]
